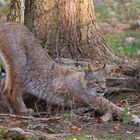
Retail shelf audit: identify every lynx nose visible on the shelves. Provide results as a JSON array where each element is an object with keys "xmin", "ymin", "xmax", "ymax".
[
  {"xmin": 104, "ymin": 88, "xmax": 108, "ymax": 94},
  {"xmin": 97, "ymin": 87, "xmax": 108, "ymax": 94},
  {"xmin": 97, "ymin": 88, "xmax": 106, "ymax": 93},
  {"xmin": 102, "ymin": 87, "xmax": 106, "ymax": 91},
  {"xmin": 101, "ymin": 87, "xmax": 107, "ymax": 93}
]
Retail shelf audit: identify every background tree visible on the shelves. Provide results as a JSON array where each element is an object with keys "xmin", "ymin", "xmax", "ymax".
[
  {"xmin": 7, "ymin": 0, "xmax": 24, "ymax": 23},
  {"xmin": 8, "ymin": 0, "xmax": 118, "ymax": 63}
]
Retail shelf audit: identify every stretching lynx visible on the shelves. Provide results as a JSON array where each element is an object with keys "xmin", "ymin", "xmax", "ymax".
[{"xmin": 0, "ymin": 23, "xmax": 140, "ymax": 125}]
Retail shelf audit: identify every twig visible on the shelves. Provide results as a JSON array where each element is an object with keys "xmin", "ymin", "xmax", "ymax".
[
  {"xmin": 106, "ymin": 77, "xmax": 129, "ymax": 87},
  {"xmin": 0, "ymin": 113, "xmax": 61, "ymax": 121},
  {"xmin": 107, "ymin": 87, "xmax": 136, "ymax": 93},
  {"xmin": 131, "ymin": 103, "xmax": 140, "ymax": 108}
]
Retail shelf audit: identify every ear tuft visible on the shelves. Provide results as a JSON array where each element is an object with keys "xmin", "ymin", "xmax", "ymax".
[
  {"xmin": 84, "ymin": 69, "xmax": 94, "ymax": 80},
  {"xmin": 88, "ymin": 63, "xmax": 91, "ymax": 70}
]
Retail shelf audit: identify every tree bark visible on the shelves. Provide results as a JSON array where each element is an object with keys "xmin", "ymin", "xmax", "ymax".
[
  {"xmin": 7, "ymin": 0, "xmax": 25, "ymax": 23},
  {"xmin": 7, "ymin": 0, "xmax": 118, "ymax": 62}
]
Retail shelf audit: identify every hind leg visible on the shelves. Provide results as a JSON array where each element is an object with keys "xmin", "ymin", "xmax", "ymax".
[
  {"xmin": 12, "ymin": 92, "xmax": 35, "ymax": 116},
  {"xmin": 10, "ymin": 86, "xmax": 35, "ymax": 116},
  {"xmin": 1, "ymin": 87, "xmax": 34, "ymax": 116},
  {"xmin": 1, "ymin": 88, "xmax": 15, "ymax": 114},
  {"xmin": 13, "ymin": 95, "xmax": 34, "ymax": 115}
]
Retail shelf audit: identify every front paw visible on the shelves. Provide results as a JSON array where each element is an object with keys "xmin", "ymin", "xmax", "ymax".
[
  {"xmin": 17, "ymin": 108, "xmax": 35, "ymax": 116},
  {"xmin": 26, "ymin": 108, "xmax": 36, "ymax": 116},
  {"xmin": 132, "ymin": 115, "xmax": 140, "ymax": 126}
]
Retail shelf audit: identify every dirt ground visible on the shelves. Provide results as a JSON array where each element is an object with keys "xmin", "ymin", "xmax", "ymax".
[
  {"xmin": 0, "ymin": 1, "xmax": 140, "ymax": 139},
  {"xmin": 0, "ymin": 92, "xmax": 140, "ymax": 140}
]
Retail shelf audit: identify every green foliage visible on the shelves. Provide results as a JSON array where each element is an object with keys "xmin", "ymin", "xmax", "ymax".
[
  {"xmin": 104, "ymin": 33, "xmax": 124, "ymax": 54},
  {"xmin": 0, "ymin": 4, "xmax": 9, "ymax": 14},
  {"xmin": 63, "ymin": 112, "xmax": 75, "ymax": 121},
  {"xmin": 104, "ymin": 32, "xmax": 140, "ymax": 58},
  {"xmin": 0, "ymin": 126, "xmax": 7, "ymax": 139},
  {"xmin": 96, "ymin": 0, "xmax": 140, "ymax": 22},
  {"xmin": 103, "ymin": 134, "xmax": 133, "ymax": 140},
  {"xmin": 118, "ymin": 108, "xmax": 132, "ymax": 124},
  {"xmin": 96, "ymin": 6, "xmax": 109, "ymax": 21},
  {"xmin": 66, "ymin": 135, "xmax": 89, "ymax": 140},
  {"xmin": 103, "ymin": 135, "xmax": 121, "ymax": 140},
  {"xmin": 66, "ymin": 135, "xmax": 133, "ymax": 140},
  {"xmin": 95, "ymin": 0, "xmax": 140, "ymax": 60}
]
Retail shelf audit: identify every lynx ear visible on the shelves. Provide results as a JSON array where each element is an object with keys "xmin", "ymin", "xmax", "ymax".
[
  {"xmin": 84, "ymin": 65, "xmax": 94, "ymax": 80},
  {"xmin": 88, "ymin": 63, "xmax": 91, "ymax": 70}
]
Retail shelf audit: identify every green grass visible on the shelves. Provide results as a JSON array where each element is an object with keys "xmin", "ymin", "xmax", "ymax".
[
  {"xmin": 118, "ymin": 108, "xmax": 132, "ymax": 124},
  {"xmin": 96, "ymin": 5, "xmax": 110, "ymax": 21},
  {"xmin": 96, "ymin": 0, "xmax": 140, "ymax": 22},
  {"xmin": 103, "ymin": 135, "xmax": 133, "ymax": 140},
  {"xmin": 66, "ymin": 135, "xmax": 134, "ymax": 140},
  {"xmin": 95, "ymin": 0, "xmax": 140, "ymax": 60},
  {"xmin": 66, "ymin": 135, "xmax": 89, "ymax": 140},
  {"xmin": 103, "ymin": 135, "xmax": 121, "ymax": 140},
  {"xmin": 63, "ymin": 112, "xmax": 76, "ymax": 121},
  {"xmin": 104, "ymin": 32, "xmax": 140, "ymax": 59},
  {"xmin": 0, "ymin": 5, "xmax": 8, "ymax": 14}
]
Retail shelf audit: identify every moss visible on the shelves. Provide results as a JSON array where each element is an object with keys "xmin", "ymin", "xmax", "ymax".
[
  {"xmin": 104, "ymin": 32, "xmax": 140, "ymax": 59},
  {"xmin": 66, "ymin": 135, "xmax": 89, "ymax": 140},
  {"xmin": 0, "ymin": 125, "xmax": 7, "ymax": 139}
]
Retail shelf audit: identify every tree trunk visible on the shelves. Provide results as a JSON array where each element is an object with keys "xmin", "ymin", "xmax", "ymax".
[
  {"xmin": 7, "ymin": 0, "xmax": 118, "ymax": 62},
  {"xmin": 7, "ymin": 0, "xmax": 25, "ymax": 23}
]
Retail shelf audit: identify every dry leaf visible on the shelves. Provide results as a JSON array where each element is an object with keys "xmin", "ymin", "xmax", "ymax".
[
  {"xmin": 116, "ymin": 102, "xmax": 124, "ymax": 107},
  {"xmin": 21, "ymin": 133, "xmax": 34, "ymax": 138},
  {"xmin": 70, "ymin": 124, "xmax": 81, "ymax": 132},
  {"xmin": 110, "ymin": 123, "xmax": 121, "ymax": 133}
]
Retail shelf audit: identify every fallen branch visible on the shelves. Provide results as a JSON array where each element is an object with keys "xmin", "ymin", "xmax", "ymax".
[
  {"xmin": 106, "ymin": 77, "xmax": 129, "ymax": 87},
  {"xmin": 108, "ymin": 87, "xmax": 136, "ymax": 93},
  {"xmin": 105, "ymin": 87, "xmax": 136, "ymax": 97},
  {"xmin": 0, "ymin": 124, "xmax": 69, "ymax": 140},
  {"xmin": 55, "ymin": 58, "xmax": 90, "ymax": 66},
  {"xmin": 0, "ymin": 113, "xmax": 61, "ymax": 122},
  {"xmin": 130, "ymin": 103, "xmax": 140, "ymax": 108}
]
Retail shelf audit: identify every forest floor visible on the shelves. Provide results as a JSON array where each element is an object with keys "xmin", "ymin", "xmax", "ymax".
[
  {"xmin": 0, "ymin": 92, "xmax": 140, "ymax": 140},
  {"xmin": 0, "ymin": 0, "xmax": 140, "ymax": 140},
  {"xmin": 95, "ymin": 0, "xmax": 140, "ymax": 60}
]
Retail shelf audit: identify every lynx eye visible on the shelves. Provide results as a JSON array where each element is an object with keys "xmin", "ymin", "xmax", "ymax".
[{"xmin": 94, "ymin": 81, "xmax": 99, "ymax": 84}]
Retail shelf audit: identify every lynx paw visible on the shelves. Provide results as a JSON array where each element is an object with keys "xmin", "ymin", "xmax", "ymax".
[
  {"xmin": 26, "ymin": 108, "xmax": 35, "ymax": 116},
  {"xmin": 18, "ymin": 108, "xmax": 35, "ymax": 116},
  {"xmin": 132, "ymin": 115, "xmax": 140, "ymax": 126}
]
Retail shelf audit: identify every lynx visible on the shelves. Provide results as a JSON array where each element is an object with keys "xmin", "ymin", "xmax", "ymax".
[{"xmin": 0, "ymin": 23, "xmax": 140, "ymax": 126}]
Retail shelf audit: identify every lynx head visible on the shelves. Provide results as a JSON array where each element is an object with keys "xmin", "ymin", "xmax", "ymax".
[{"xmin": 84, "ymin": 64, "xmax": 107, "ymax": 96}]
